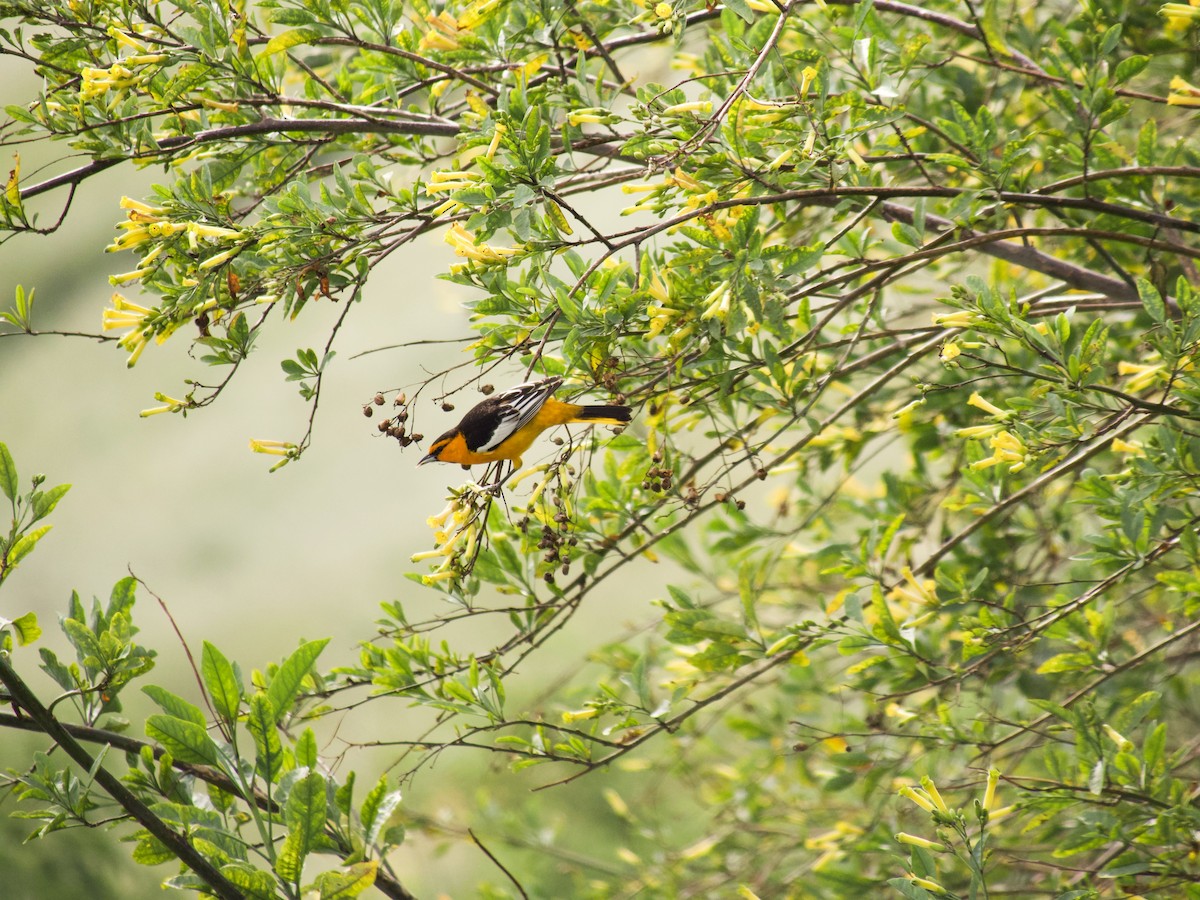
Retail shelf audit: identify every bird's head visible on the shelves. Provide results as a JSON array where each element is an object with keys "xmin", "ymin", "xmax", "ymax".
[{"xmin": 418, "ymin": 430, "xmax": 455, "ymax": 465}]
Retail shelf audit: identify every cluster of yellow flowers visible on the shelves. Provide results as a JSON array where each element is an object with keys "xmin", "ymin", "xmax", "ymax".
[
  {"xmin": 1117, "ymin": 360, "xmax": 1167, "ymax": 393},
  {"xmin": 81, "ymin": 29, "xmax": 167, "ymax": 104},
  {"xmin": 417, "ymin": 0, "xmax": 504, "ymax": 51},
  {"xmin": 957, "ymin": 392, "xmax": 1031, "ymax": 473},
  {"xmin": 443, "ymin": 222, "xmax": 522, "ymax": 268},
  {"xmin": 628, "ymin": 0, "xmax": 683, "ymax": 35},
  {"xmin": 895, "ymin": 770, "xmax": 1012, "ymax": 894},
  {"xmin": 886, "ymin": 566, "xmax": 939, "ymax": 629},
  {"xmin": 1161, "ymin": 1, "xmax": 1200, "ymax": 33},
  {"xmin": 411, "ymin": 491, "xmax": 483, "ymax": 585},
  {"xmin": 102, "ymin": 196, "xmax": 246, "ymax": 365},
  {"xmin": 620, "ymin": 166, "xmax": 710, "ymax": 216},
  {"xmin": 107, "ymin": 196, "xmax": 247, "ymax": 273},
  {"xmin": 803, "ymin": 821, "xmax": 866, "ymax": 871}
]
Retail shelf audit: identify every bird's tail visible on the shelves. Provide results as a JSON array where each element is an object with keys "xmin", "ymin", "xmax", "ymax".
[{"xmin": 572, "ymin": 404, "xmax": 632, "ymax": 426}]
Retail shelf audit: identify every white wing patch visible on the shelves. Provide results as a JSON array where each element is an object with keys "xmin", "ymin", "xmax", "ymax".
[{"xmin": 477, "ymin": 377, "xmax": 562, "ymax": 452}]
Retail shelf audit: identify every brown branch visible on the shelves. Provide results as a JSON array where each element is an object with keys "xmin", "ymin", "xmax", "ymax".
[{"xmin": 17, "ymin": 116, "xmax": 460, "ymax": 203}]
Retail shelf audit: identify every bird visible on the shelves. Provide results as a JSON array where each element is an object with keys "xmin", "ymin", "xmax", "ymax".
[{"xmin": 418, "ymin": 376, "xmax": 631, "ymax": 470}]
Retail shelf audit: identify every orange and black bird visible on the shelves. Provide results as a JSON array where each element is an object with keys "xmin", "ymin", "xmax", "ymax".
[{"xmin": 418, "ymin": 376, "xmax": 631, "ymax": 469}]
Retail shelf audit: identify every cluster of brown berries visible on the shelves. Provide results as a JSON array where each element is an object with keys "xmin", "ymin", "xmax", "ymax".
[
  {"xmin": 364, "ymin": 392, "xmax": 423, "ymax": 448},
  {"xmin": 642, "ymin": 451, "xmax": 673, "ymax": 492},
  {"xmin": 518, "ymin": 490, "xmax": 577, "ymax": 585}
]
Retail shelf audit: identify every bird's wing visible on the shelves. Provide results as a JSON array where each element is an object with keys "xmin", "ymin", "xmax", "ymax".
[{"xmin": 476, "ymin": 377, "xmax": 562, "ymax": 452}]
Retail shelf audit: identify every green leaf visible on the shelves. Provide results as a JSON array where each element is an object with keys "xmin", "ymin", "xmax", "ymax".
[
  {"xmin": 315, "ymin": 862, "xmax": 378, "ymax": 899},
  {"xmin": 61, "ymin": 618, "xmax": 104, "ymax": 668},
  {"xmin": 145, "ymin": 714, "xmax": 223, "ymax": 768},
  {"xmin": 277, "ymin": 771, "xmax": 326, "ymax": 882},
  {"xmin": 142, "ymin": 685, "xmax": 206, "ymax": 728},
  {"xmin": 220, "ymin": 865, "xmax": 278, "ymax": 900},
  {"xmin": 6, "ymin": 525, "xmax": 51, "ymax": 569},
  {"xmin": 108, "ymin": 576, "xmax": 137, "ymax": 620},
  {"xmin": 8, "ymin": 611, "xmax": 40, "ymax": 646},
  {"xmin": 296, "ymin": 727, "xmax": 317, "ymax": 770},
  {"xmin": 267, "ymin": 638, "xmax": 329, "ymax": 722},
  {"xmin": 259, "ymin": 27, "xmax": 322, "ymax": 59},
  {"xmin": 0, "ymin": 442, "xmax": 17, "ymax": 502},
  {"xmin": 1112, "ymin": 54, "xmax": 1149, "ymax": 85},
  {"xmin": 38, "ymin": 648, "xmax": 74, "ymax": 690},
  {"xmin": 1137, "ymin": 278, "xmax": 1165, "ymax": 324},
  {"xmin": 29, "ymin": 483, "xmax": 69, "ymax": 523},
  {"xmin": 131, "ymin": 830, "xmax": 175, "ymax": 866},
  {"xmin": 1036, "ymin": 652, "xmax": 1092, "ymax": 674},
  {"xmin": 360, "ymin": 774, "xmax": 402, "ymax": 847},
  {"xmin": 246, "ymin": 692, "xmax": 282, "ymax": 782},
  {"xmin": 201, "ymin": 641, "xmax": 243, "ymax": 726}
]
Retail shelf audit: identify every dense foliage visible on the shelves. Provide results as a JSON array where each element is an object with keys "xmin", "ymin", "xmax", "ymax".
[{"xmin": 3, "ymin": 0, "xmax": 1200, "ymax": 896}]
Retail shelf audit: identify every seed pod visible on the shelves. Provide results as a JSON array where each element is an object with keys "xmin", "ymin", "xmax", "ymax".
[{"xmin": 374, "ymin": 393, "xmax": 385, "ymax": 406}]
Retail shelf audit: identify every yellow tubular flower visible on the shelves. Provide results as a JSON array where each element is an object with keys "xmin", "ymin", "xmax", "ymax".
[
  {"xmin": 119, "ymin": 196, "xmax": 165, "ymax": 217},
  {"xmin": 1118, "ymin": 360, "xmax": 1165, "ymax": 392},
  {"xmin": 799, "ymin": 66, "xmax": 819, "ymax": 97},
  {"xmin": 982, "ymin": 767, "xmax": 1000, "ymax": 811},
  {"xmin": 249, "ymin": 439, "xmax": 296, "ymax": 456},
  {"xmin": 905, "ymin": 875, "xmax": 948, "ymax": 895},
  {"xmin": 485, "ymin": 122, "xmax": 507, "ymax": 160},
  {"xmin": 897, "ymin": 783, "xmax": 935, "ymax": 813},
  {"xmin": 567, "ymin": 108, "xmax": 609, "ymax": 126},
  {"xmin": 967, "ymin": 391, "xmax": 1010, "ymax": 419},
  {"xmin": 1102, "ymin": 724, "xmax": 1134, "ymax": 752},
  {"xmin": 1111, "ymin": 437, "xmax": 1146, "ymax": 456},
  {"xmin": 621, "ymin": 181, "xmax": 669, "ymax": 195},
  {"xmin": 1161, "ymin": 4, "xmax": 1200, "ymax": 25},
  {"xmin": 1168, "ymin": 75, "xmax": 1200, "ymax": 105},
  {"xmin": 932, "ymin": 309, "xmax": 976, "ymax": 328},
  {"xmin": 955, "ymin": 423, "xmax": 1003, "ymax": 439},
  {"xmin": 895, "ymin": 832, "xmax": 945, "ymax": 851},
  {"xmin": 920, "ymin": 776, "xmax": 950, "ymax": 814},
  {"xmin": 430, "ymin": 199, "xmax": 462, "ymax": 217},
  {"xmin": 561, "ymin": 707, "xmax": 600, "ymax": 723},
  {"xmin": 662, "ymin": 100, "xmax": 713, "ymax": 116},
  {"xmin": 671, "ymin": 168, "xmax": 705, "ymax": 192},
  {"xmin": 443, "ymin": 222, "xmax": 519, "ymax": 263}
]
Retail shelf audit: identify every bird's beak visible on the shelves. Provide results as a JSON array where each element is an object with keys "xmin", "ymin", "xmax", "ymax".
[{"xmin": 418, "ymin": 452, "xmax": 438, "ymax": 466}]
